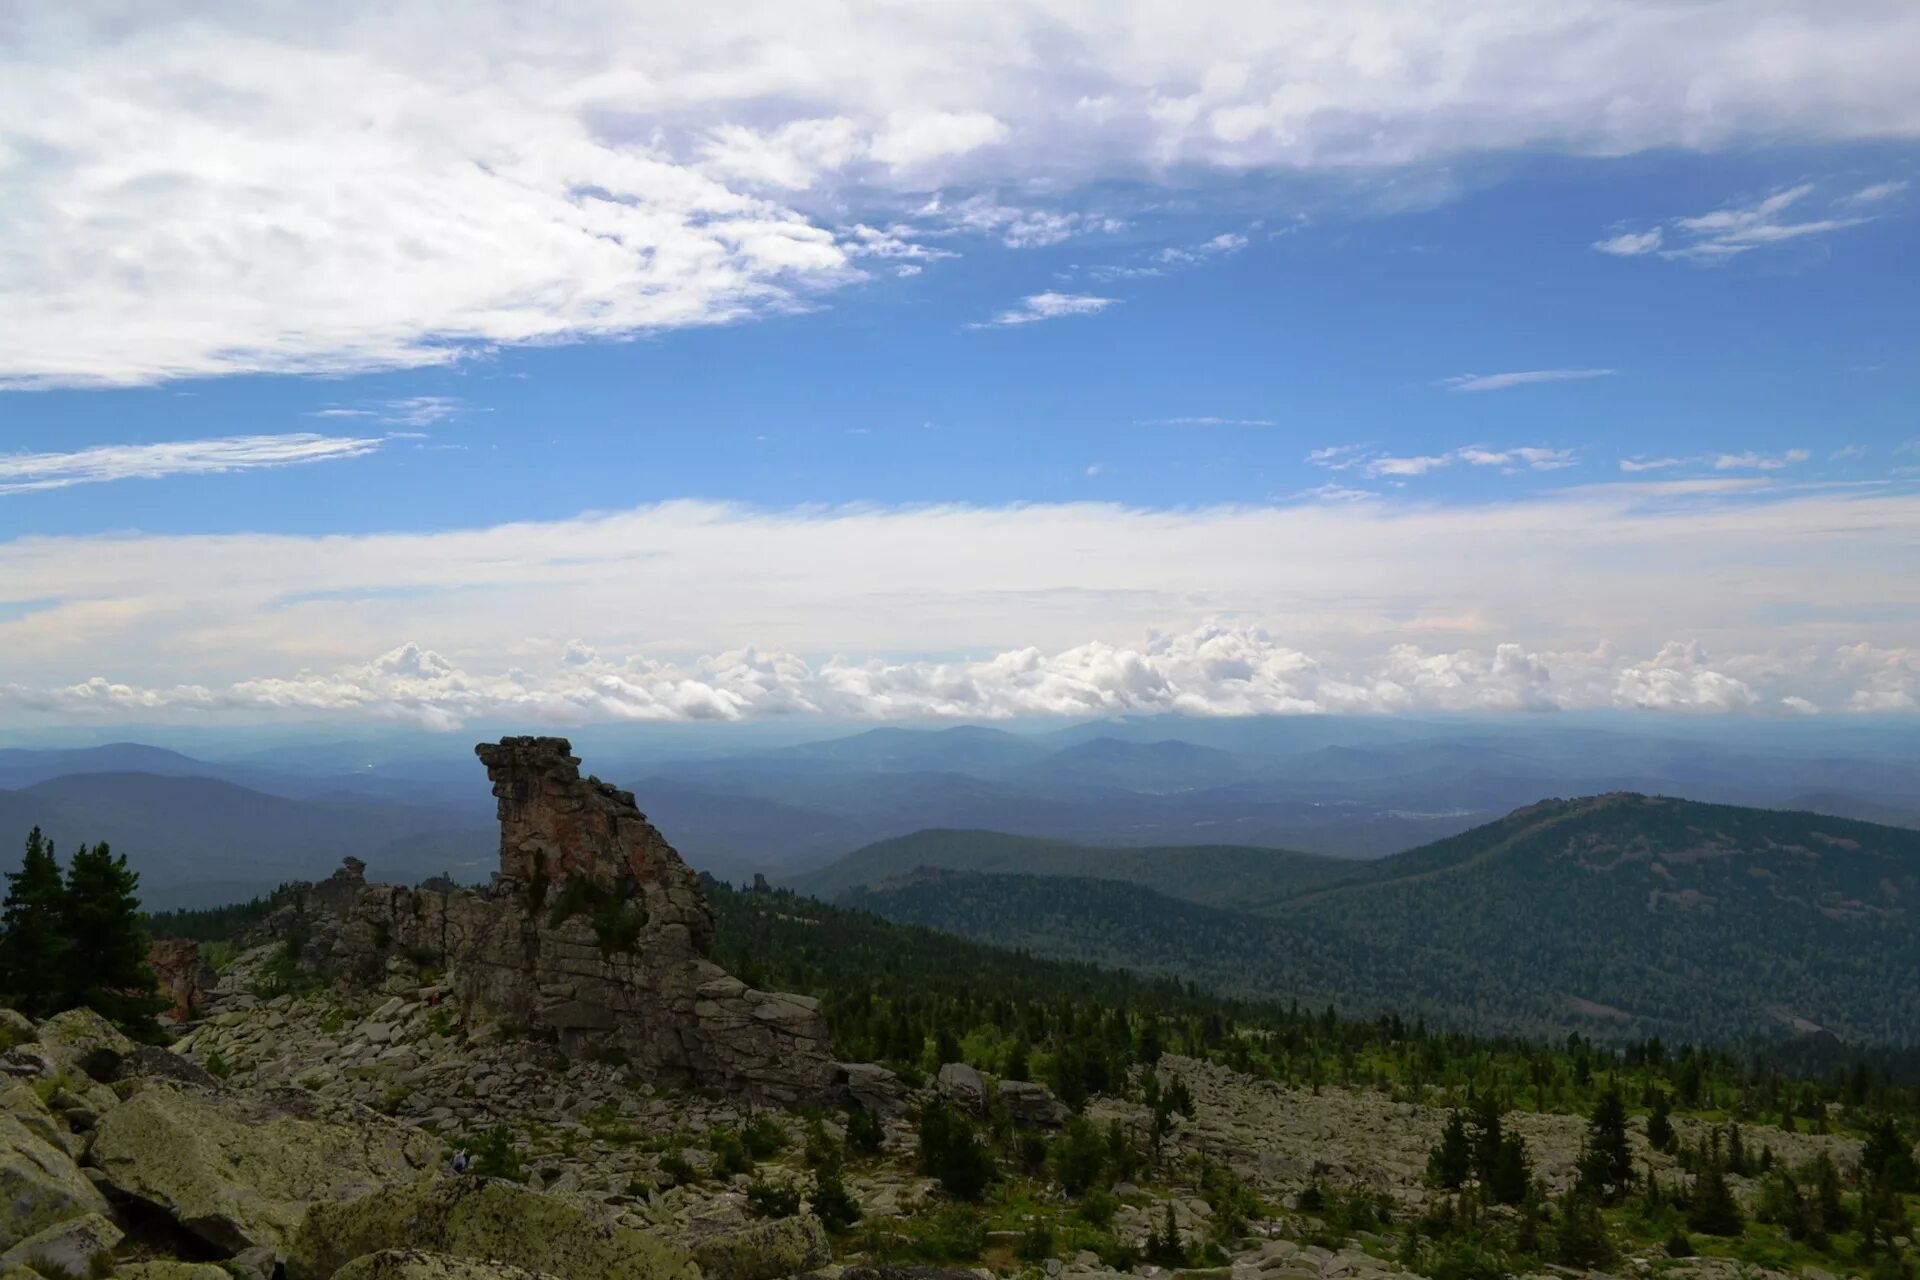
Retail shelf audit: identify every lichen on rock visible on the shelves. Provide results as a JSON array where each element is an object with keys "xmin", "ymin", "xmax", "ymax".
[{"xmin": 286, "ymin": 1177, "xmax": 696, "ymax": 1280}]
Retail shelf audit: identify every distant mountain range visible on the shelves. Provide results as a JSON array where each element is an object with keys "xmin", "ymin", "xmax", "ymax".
[
  {"xmin": 833, "ymin": 794, "xmax": 1920, "ymax": 1045},
  {"xmin": 3, "ymin": 717, "xmax": 1919, "ymax": 907}
]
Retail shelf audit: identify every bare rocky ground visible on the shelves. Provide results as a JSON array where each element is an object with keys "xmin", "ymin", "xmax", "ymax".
[{"xmin": 0, "ymin": 944, "xmax": 1850, "ymax": 1280}]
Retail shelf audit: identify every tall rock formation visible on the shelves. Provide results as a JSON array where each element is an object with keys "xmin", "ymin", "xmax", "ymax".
[{"xmin": 254, "ymin": 738, "xmax": 836, "ymax": 1103}]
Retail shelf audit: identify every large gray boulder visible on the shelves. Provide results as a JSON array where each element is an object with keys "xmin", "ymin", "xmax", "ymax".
[
  {"xmin": 935, "ymin": 1062, "xmax": 986, "ymax": 1116},
  {"xmin": 286, "ymin": 1177, "xmax": 695, "ymax": 1280},
  {"xmin": 36, "ymin": 1009, "xmax": 134, "ymax": 1082},
  {"xmin": 88, "ymin": 1083, "xmax": 438, "ymax": 1254},
  {"xmin": 998, "ymin": 1079, "xmax": 1070, "ymax": 1127},
  {"xmin": 331, "ymin": 1252, "xmax": 562, "ymax": 1280},
  {"xmin": 684, "ymin": 1216, "xmax": 829, "ymax": 1280},
  {"xmin": 0, "ymin": 1110, "xmax": 110, "ymax": 1250},
  {"xmin": 0, "ymin": 1211, "xmax": 122, "ymax": 1276}
]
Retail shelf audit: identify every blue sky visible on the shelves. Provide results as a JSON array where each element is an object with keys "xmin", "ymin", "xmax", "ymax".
[{"xmin": 3, "ymin": 4, "xmax": 1919, "ymax": 727}]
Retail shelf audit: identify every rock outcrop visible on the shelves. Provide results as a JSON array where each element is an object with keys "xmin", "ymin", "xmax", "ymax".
[
  {"xmin": 253, "ymin": 737, "xmax": 836, "ymax": 1103},
  {"xmin": 287, "ymin": 1178, "xmax": 695, "ymax": 1280},
  {"xmin": 149, "ymin": 940, "xmax": 217, "ymax": 1023},
  {"xmin": 89, "ymin": 1083, "xmax": 439, "ymax": 1253}
]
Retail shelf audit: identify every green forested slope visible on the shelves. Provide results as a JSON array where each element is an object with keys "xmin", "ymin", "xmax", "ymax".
[
  {"xmin": 840, "ymin": 795, "xmax": 1920, "ymax": 1044},
  {"xmin": 796, "ymin": 827, "xmax": 1351, "ymax": 908}
]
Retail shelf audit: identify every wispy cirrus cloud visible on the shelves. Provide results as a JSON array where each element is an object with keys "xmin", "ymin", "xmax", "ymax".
[
  {"xmin": 1595, "ymin": 180, "xmax": 1897, "ymax": 263},
  {"xmin": 1714, "ymin": 449, "xmax": 1812, "ymax": 471},
  {"xmin": 1620, "ymin": 449, "xmax": 1814, "ymax": 474},
  {"xmin": 1441, "ymin": 369, "xmax": 1615, "ymax": 393},
  {"xmin": 311, "ymin": 396, "xmax": 466, "ymax": 427},
  {"xmin": 970, "ymin": 292, "xmax": 1117, "ymax": 328},
  {"xmin": 0, "ymin": 434, "xmax": 383, "ymax": 495},
  {"xmin": 1310, "ymin": 443, "xmax": 1577, "ymax": 479}
]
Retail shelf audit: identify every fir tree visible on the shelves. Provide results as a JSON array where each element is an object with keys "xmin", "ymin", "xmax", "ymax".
[
  {"xmin": 57, "ymin": 842, "xmax": 162, "ymax": 1031},
  {"xmin": 1646, "ymin": 1088, "xmax": 1676, "ymax": 1153},
  {"xmin": 1577, "ymin": 1085, "xmax": 1634, "ymax": 1201},
  {"xmin": 1687, "ymin": 1155, "xmax": 1744, "ymax": 1236},
  {"xmin": 0, "ymin": 829, "xmax": 68, "ymax": 1017},
  {"xmin": 1426, "ymin": 1111, "xmax": 1473, "ymax": 1190}
]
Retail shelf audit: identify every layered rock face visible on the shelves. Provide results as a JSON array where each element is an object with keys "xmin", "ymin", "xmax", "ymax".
[{"xmin": 258, "ymin": 737, "xmax": 835, "ymax": 1103}]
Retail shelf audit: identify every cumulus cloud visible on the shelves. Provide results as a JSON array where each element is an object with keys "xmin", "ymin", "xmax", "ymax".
[
  {"xmin": 0, "ymin": 485, "xmax": 1915, "ymax": 724},
  {"xmin": 1441, "ymin": 369, "xmax": 1615, "ymax": 393},
  {"xmin": 0, "ymin": 627, "xmax": 1861, "ymax": 728},
  {"xmin": 0, "ymin": 434, "xmax": 384, "ymax": 495},
  {"xmin": 6, "ymin": 4, "xmax": 1920, "ymax": 386},
  {"xmin": 971, "ymin": 292, "xmax": 1117, "ymax": 328}
]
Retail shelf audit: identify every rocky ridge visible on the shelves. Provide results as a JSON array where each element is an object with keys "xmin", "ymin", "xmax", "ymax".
[{"xmin": 246, "ymin": 737, "xmax": 836, "ymax": 1103}]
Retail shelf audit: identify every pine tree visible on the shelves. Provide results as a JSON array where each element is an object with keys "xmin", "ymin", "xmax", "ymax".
[
  {"xmin": 1646, "ymin": 1088, "xmax": 1676, "ymax": 1153},
  {"xmin": 1578, "ymin": 1085, "xmax": 1634, "ymax": 1201},
  {"xmin": 1427, "ymin": 1111, "xmax": 1473, "ymax": 1190},
  {"xmin": 1687, "ymin": 1155, "xmax": 1744, "ymax": 1236},
  {"xmin": 57, "ymin": 841, "xmax": 162, "ymax": 1031},
  {"xmin": 0, "ymin": 829, "xmax": 68, "ymax": 1017}
]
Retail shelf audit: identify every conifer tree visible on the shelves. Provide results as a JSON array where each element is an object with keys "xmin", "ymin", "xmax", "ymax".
[
  {"xmin": 57, "ymin": 841, "xmax": 162, "ymax": 1031},
  {"xmin": 0, "ymin": 829, "xmax": 68, "ymax": 1017},
  {"xmin": 1646, "ymin": 1088, "xmax": 1676, "ymax": 1153},
  {"xmin": 1427, "ymin": 1111, "xmax": 1473, "ymax": 1190},
  {"xmin": 1687, "ymin": 1155, "xmax": 1744, "ymax": 1236},
  {"xmin": 1578, "ymin": 1085, "xmax": 1634, "ymax": 1201}
]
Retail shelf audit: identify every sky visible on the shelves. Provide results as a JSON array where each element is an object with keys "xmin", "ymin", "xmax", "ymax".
[{"xmin": 2, "ymin": 2, "xmax": 1918, "ymax": 730}]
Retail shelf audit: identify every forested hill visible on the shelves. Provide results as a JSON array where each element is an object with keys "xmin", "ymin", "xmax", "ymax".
[
  {"xmin": 837, "ymin": 794, "xmax": 1920, "ymax": 1046},
  {"xmin": 794, "ymin": 827, "xmax": 1352, "ymax": 909}
]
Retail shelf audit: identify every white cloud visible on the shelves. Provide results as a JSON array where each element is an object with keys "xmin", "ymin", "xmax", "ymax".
[
  {"xmin": 6, "ymin": 4, "xmax": 1920, "ymax": 387},
  {"xmin": 1713, "ymin": 449, "xmax": 1811, "ymax": 471},
  {"xmin": 1592, "ymin": 228, "xmax": 1663, "ymax": 257},
  {"xmin": 1442, "ymin": 369, "xmax": 1615, "ymax": 393},
  {"xmin": 1311, "ymin": 443, "xmax": 1578, "ymax": 478},
  {"xmin": 1829, "ymin": 444, "xmax": 1868, "ymax": 460},
  {"xmin": 1599, "ymin": 181, "xmax": 1890, "ymax": 263},
  {"xmin": 4, "ymin": 626, "xmax": 1900, "ymax": 727},
  {"xmin": 919, "ymin": 196, "xmax": 1126, "ymax": 248},
  {"xmin": 972, "ymin": 292, "xmax": 1117, "ymax": 328},
  {"xmin": 2, "ymin": 485, "xmax": 1915, "ymax": 723},
  {"xmin": 1843, "ymin": 180, "xmax": 1909, "ymax": 205},
  {"xmin": 1619, "ymin": 457, "xmax": 1687, "ymax": 472},
  {"xmin": 0, "ymin": 434, "xmax": 383, "ymax": 495}
]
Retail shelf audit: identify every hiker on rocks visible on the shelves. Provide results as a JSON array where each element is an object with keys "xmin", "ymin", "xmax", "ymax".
[{"xmin": 450, "ymin": 1149, "xmax": 471, "ymax": 1173}]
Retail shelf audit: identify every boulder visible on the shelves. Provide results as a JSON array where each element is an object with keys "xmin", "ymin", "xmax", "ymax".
[
  {"xmin": 331, "ymin": 1252, "xmax": 562, "ymax": 1280},
  {"xmin": 935, "ymin": 1063, "xmax": 986, "ymax": 1116},
  {"xmin": 112, "ymin": 1046, "xmax": 219, "ymax": 1090},
  {"xmin": 0, "ymin": 1111, "xmax": 110, "ymax": 1250},
  {"xmin": 35, "ymin": 1010, "xmax": 134, "ymax": 1083},
  {"xmin": 0, "ymin": 1212, "xmax": 123, "ymax": 1277},
  {"xmin": 88, "ymin": 1083, "xmax": 437, "ymax": 1254},
  {"xmin": 286, "ymin": 1177, "xmax": 694, "ymax": 1280},
  {"xmin": 834, "ymin": 1063, "xmax": 906, "ymax": 1117},
  {"xmin": 0, "ymin": 1012, "xmax": 35, "ymax": 1054},
  {"xmin": 998, "ymin": 1079, "xmax": 1070, "ymax": 1127},
  {"xmin": 685, "ymin": 1216, "xmax": 829, "ymax": 1280},
  {"xmin": 116, "ymin": 1264, "xmax": 233, "ymax": 1280}
]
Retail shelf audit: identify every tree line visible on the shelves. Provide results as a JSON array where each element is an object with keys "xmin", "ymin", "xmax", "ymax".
[{"xmin": 0, "ymin": 828, "xmax": 162, "ymax": 1032}]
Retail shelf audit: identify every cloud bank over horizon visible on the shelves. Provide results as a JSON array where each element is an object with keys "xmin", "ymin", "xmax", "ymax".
[{"xmin": 2, "ymin": 483, "xmax": 1915, "ymax": 727}]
